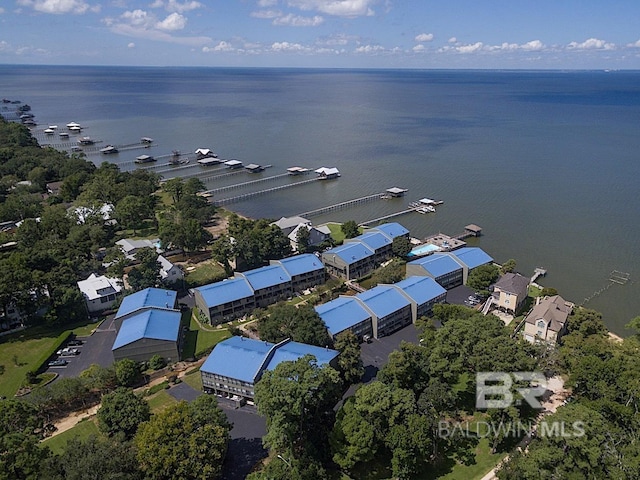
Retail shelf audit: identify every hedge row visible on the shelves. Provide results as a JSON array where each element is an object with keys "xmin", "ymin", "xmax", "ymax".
[{"xmin": 32, "ymin": 331, "xmax": 73, "ymax": 375}]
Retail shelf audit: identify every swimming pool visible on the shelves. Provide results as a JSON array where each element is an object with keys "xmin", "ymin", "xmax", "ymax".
[{"xmin": 407, "ymin": 243, "xmax": 441, "ymax": 257}]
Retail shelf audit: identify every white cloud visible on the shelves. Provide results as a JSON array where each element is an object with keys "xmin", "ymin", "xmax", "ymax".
[
  {"xmin": 567, "ymin": 38, "xmax": 615, "ymax": 50},
  {"xmin": 150, "ymin": 0, "xmax": 203, "ymax": 13},
  {"xmin": 627, "ymin": 39, "xmax": 640, "ymax": 48},
  {"xmin": 127, "ymin": 42, "xmax": 135, "ymax": 48},
  {"xmin": 521, "ymin": 40, "xmax": 544, "ymax": 51},
  {"xmin": 202, "ymin": 41, "xmax": 236, "ymax": 52},
  {"xmin": 156, "ymin": 12, "xmax": 187, "ymax": 31},
  {"xmin": 287, "ymin": 0, "xmax": 376, "ymax": 17},
  {"xmin": 318, "ymin": 33, "xmax": 357, "ymax": 46},
  {"xmin": 0, "ymin": 7, "xmax": 5, "ymax": 13},
  {"xmin": 273, "ymin": 13, "xmax": 324, "ymax": 26},
  {"xmin": 17, "ymin": 0, "xmax": 100, "ymax": 14},
  {"xmin": 448, "ymin": 37, "xmax": 457, "ymax": 44},
  {"xmin": 104, "ymin": 9, "xmax": 210, "ymax": 46},
  {"xmin": 271, "ymin": 41, "xmax": 310, "ymax": 52},
  {"xmin": 415, "ymin": 33, "xmax": 433, "ymax": 43},
  {"xmin": 456, "ymin": 41, "xmax": 483, "ymax": 53},
  {"xmin": 258, "ymin": 0, "xmax": 279, "ymax": 6},
  {"xmin": 251, "ymin": 9, "xmax": 282, "ymax": 19},
  {"xmin": 412, "ymin": 44, "xmax": 425, "ymax": 52},
  {"xmin": 355, "ymin": 44, "xmax": 385, "ymax": 53}
]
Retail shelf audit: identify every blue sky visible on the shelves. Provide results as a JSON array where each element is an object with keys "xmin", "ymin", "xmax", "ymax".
[{"xmin": 2, "ymin": 0, "xmax": 640, "ymax": 69}]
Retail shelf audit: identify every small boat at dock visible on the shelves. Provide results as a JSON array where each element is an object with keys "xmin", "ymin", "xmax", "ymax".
[
  {"xmin": 135, "ymin": 154, "xmax": 155, "ymax": 163},
  {"xmin": 100, "ymin": 145, "xmax": 118, "ymax": 154}
]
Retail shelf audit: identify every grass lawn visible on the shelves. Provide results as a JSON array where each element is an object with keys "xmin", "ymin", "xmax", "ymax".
[
  {"xmin": 326, "ymin": 222, "xmax": 346, "ymax": 243},
  {"xmin": 181, "ymin": 311, "xmax": 231, "ymax": 359},
  {"xmin": 0, "ymin": 319, "xmax": 106, "ymax": 398},
  {"xmin": 433, "ymin": 437, "xmax": 506, "ymax": 480},
  {"xmin": 185, "ymin": 259, "xmax": 227, "ymax": 287},
  {"xmin": 181, "ymin": 370, "xmax": 203, "ymax": 392},
  {"xmin": 146, "ymin": 390, "xmax": 178, "ymax": 413},
  {"xmin": 42, "ymin": 418, "xmax": 101, "ymax": 455}
]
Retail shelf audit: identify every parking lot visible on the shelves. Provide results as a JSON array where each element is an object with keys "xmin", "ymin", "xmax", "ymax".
[{"xmin": 45, "ymin": 317, "xmax": 117, "ymax": 379}]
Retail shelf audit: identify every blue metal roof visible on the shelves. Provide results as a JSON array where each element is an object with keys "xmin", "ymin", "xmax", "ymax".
[
  {"xmin": 325, "ymin": 242, "xmax": 374, "ymax": 265},
  {"xmin": 200, "ymin": 337, "xmax": 339, "ymax": 384},
  {"xmin": 267, "ymin": 341, "xmax": 339, "ymax": 372},
  {"xmin": 239, "ymin": 264, "xmax": 291, "ymax": 291},
  {"xmin": 351, "ymin": 231, "xmax": 391, "ymax": 252},
  {"xmin": 315, "ymin": 296, "xmax": 372, "ymax": 336},
  {"xmin": 112, "ymin": 309, "xmax": 181, "ymax": 350},
  {"xmin": 195, "ymin": 277, "xmax": 254, "ymax": 308},
  {"xmin": 200, "ymin": 336, "xmax": 274, "ymax": 383},
  {"xmin": 451, "ymin": 247, "xmax": 493, "ymax": 269},
  {"xmin": 408, "ymin": 253, "xmax": 463, "ymax": 278},
  {"xmin": 370, "ymin": 222, "xmax": 409, "ymax": 239},
  {"xmin": 115, "ymin": 288, "xmax": 177, "ymax": 319},
  {"xmin": 276, "ymin": 254, "xmax": 324, "ymax": 277},
  {"xmin": 358, "ymin": 285, "xmax": 411, "ymax": 319},
  {"xmin": 395, "ymin": 276, "xmax": 447, "ymax": 305}
]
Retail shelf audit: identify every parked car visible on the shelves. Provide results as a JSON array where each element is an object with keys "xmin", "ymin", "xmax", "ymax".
[
  {"xmin": 67, "ymin": 339, "xmax": 83, "ymax": 346},
  {"xmin": 57, "ymin": 347, "xmax": 80, "ymax": 356},
  {"xmin": 48, "ymin": 359, "xmax": 68, "ymax": 367}
]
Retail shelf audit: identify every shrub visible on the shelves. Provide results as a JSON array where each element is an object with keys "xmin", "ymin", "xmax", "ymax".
[{"xmin": 149, "ymin": 355, "xmax": 166, "ymax": 370}]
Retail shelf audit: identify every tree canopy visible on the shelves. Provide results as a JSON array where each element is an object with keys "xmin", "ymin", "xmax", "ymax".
[{"xmin": 135, "ymin": 395, "xmax": 230, "ymax": 480}]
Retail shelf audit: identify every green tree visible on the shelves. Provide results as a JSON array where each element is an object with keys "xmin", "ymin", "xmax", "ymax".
[
  {"xmin": 127, "ymin": 247, "xmax": 161, "ymax": 291},
  {"xmin": 466, "ymin": 263, "xmax": 500, "ymax": 296},
  {"xmin": 115, "ymin": 359, "xmax": 141, "ymax": 387},
  {"xmin": 391, "ymin": 235, "xmax": 411, "ymax": 257},
  {"xmin": 43, "ymin": 435, "xmax": 143, "ymax": 480},
  {"xmin": 333, "ymin": 330, "xmax": 364, "ymax": 384},
  {"xmin": 97, "ymin": 388, "xmax": 150, "ymax": 439},
  {"xmin": 295, "ymin": 225, "xmax": 311, "ymax": 253},
  {"xmin": 149, "ymin": 355, "xmax": 166, "ymax": 370},
  {"xmin": 161, "ymin": 177, "xmax": 185, "ymax": 204},
  {"xmin": 340, "ymin": 220, "xmax": 359, "ymax": 239},
  {"xmin": 135, "ymin": 396, "xmax": 230, "ymax": 480},
  {"xmin": 114, "ymin": 195, "xmax": 149, "ymax": 235},
  {"xmin": 255, "ymin": 356, "xmax": 342, "ymax": 465},
  {"xmin": 210, "ymin": 234, "xmax": 234, "ymax": 277},
  {"xmin": 500, "ymin": 258, "xmax": 517, "ymax": 274},
  {"xmin": 258, "ymin": 304, "xmax": 332, "ymax": 347}
]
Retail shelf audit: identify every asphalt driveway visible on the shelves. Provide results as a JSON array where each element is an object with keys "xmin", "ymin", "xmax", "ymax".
[{"xmin": 46, "ymin": 317, "xmax": 117, "ymax": 379}]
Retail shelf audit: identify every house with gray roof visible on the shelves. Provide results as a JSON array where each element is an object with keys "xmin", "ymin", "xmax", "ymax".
[
  {"xmin": 492, "ymin": 272, "xmax": 530, "ymax": 314},
  {"xmin": 523, "ymin": 295, "xmax": 574, "ymax": 345},
  {"xmin": 77, "ymin": 273, "xmax": 123, "ymax": 314}
]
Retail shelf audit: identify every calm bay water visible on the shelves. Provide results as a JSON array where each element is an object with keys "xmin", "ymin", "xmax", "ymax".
[{"xmin": 1, "ymin": 65, "xmax": 639, "ymax": 334}]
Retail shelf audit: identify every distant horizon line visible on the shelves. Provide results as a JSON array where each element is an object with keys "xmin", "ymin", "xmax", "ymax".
[{"xmin": 1, "ymin": 64, "xmax": 639, "ymax": 73}]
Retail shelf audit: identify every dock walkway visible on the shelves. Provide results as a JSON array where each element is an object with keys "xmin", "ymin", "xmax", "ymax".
[
  {"xmin": 203, "ymin": 168, "xmax": 298, "ymax": 196},
  {"xmin": 213, "ymin": 177, "xmax": 319, "ymax": 206},
  {"xmin": 297, "ymin": 193, "xmax": 384, "ymax": 219}
]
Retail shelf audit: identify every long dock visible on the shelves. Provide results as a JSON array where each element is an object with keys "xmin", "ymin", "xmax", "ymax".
[
  {"xmin": 359, "ymin": 208, "xmax": 416, "ymax": 226},
  {"xmin": 202, "ymin": 167, "xmax": 294, "ymax": 195},
  {"xmin": 297, "ymin": 193, "xmax": 385, "ymax": 219},
  {"xmin": 213, "ymin": 177, "xmax": 320, "ymax": 206}
]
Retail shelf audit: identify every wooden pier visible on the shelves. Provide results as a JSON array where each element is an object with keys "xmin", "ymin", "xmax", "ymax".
[
  {"xmin": 531, "ymin": 267, "xmax": 547, "ymax": 284},
  {"xmin": 359, "ymin": 208, "xmax": 416, "ymax": 227},
  {"xmin": 202, "ymin": 168, "xmax": 296, "ymax": 196},
  {"xmin": 297, "ymin": 193, "xmax": 385, "ymax": 219},
  {"xmin": 213, "ymin": 177, "xmax": 320, "ymax": 206}
]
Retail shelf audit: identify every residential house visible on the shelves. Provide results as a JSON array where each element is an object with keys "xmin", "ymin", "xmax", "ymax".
[
  {"xmin": 77, "ymin": 273, "xmax": 123, "ymax": 314},
  {"xmin": 523, "ymin": 295, "xmax": 574, "ymax": 345},
  {"xmin": 194, "ymin": 277, "xmax": 257, "ymax": 325},
  {"xmin": 114, "ymin": 287, "xmax": 177, "ymax": 330},
  {"xmin": 115, "ymin": 238, "xmax": 162, "ymax": 260},
  {"xmin": 405, "ymin": 247, "xmax": 493, "ymax": 289},
  {"xmin": 158, "ymin": 255, "xmax": 184, "ymax": 284},
  {"xmin": 492, "ymin": 272, "xmax": 530, "ymax": 314}
]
